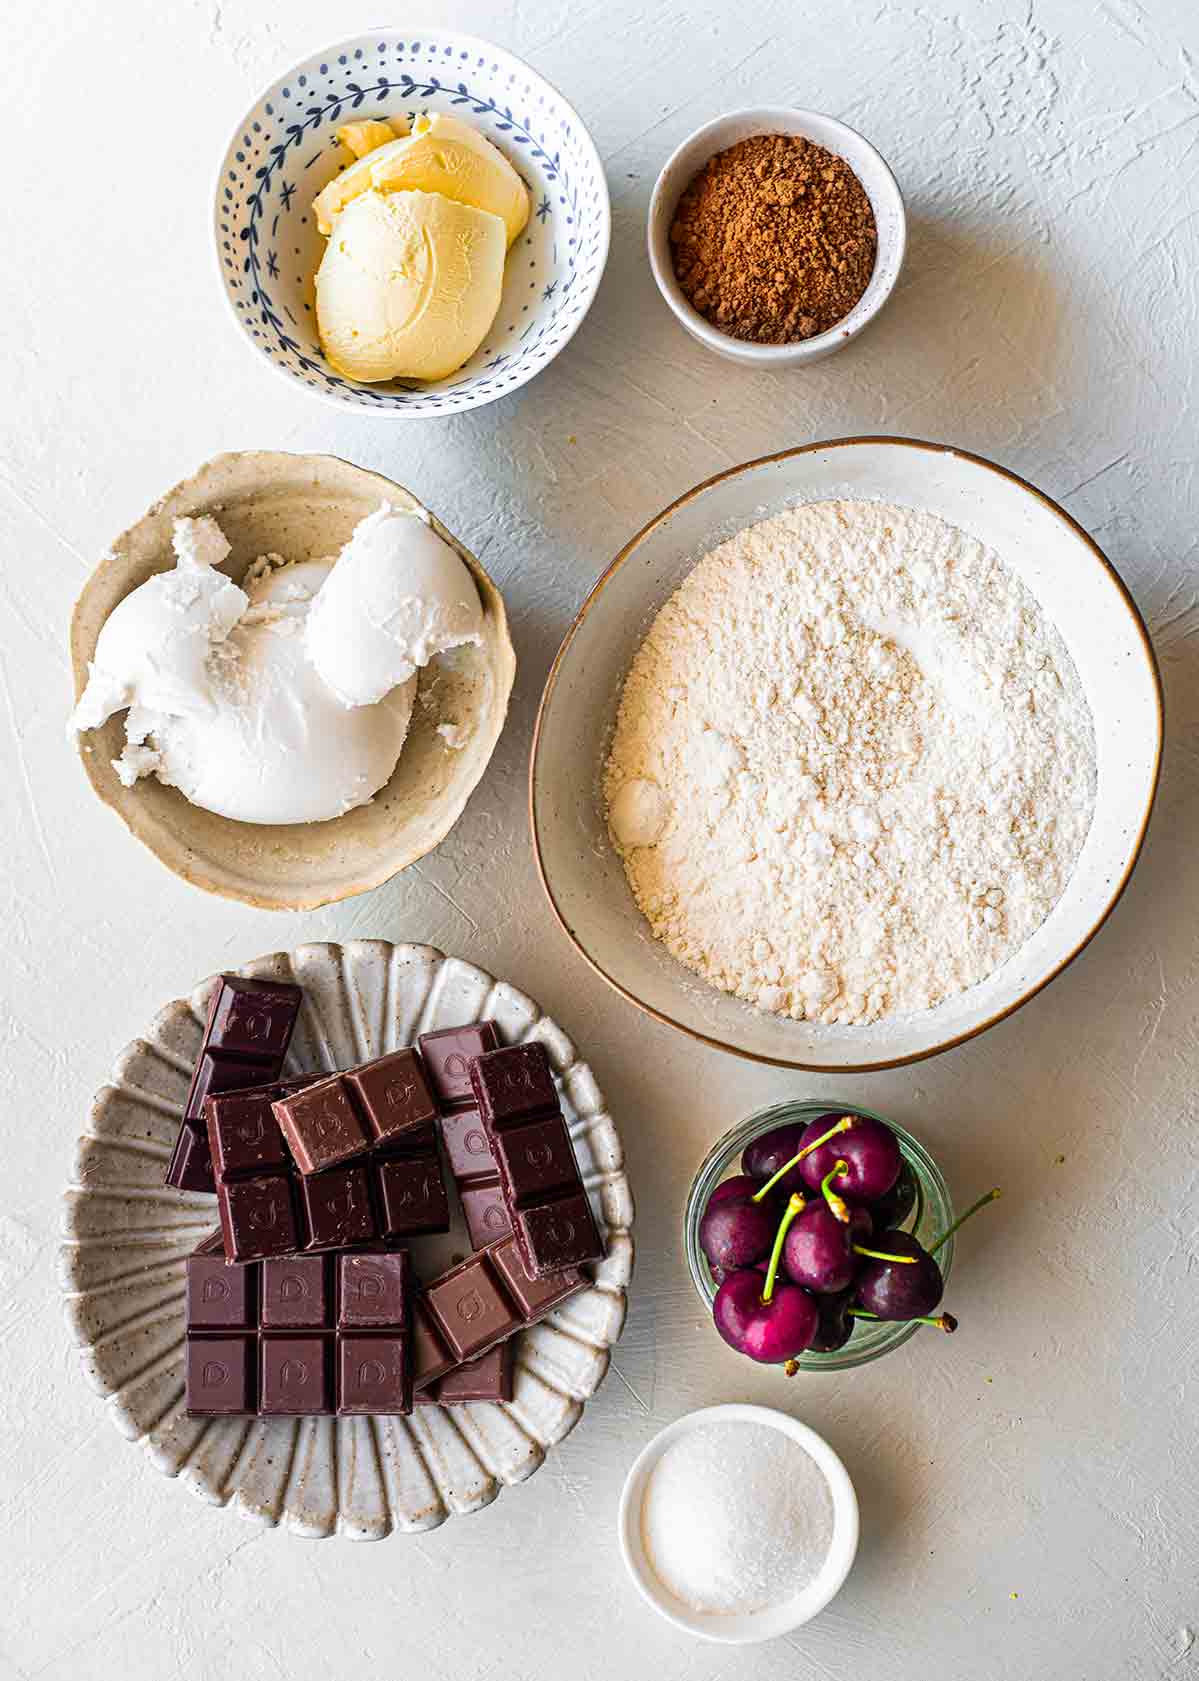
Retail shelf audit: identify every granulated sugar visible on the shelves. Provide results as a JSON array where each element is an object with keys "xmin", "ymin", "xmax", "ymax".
[
  {"xmin": 605, "ymin": 499, "xmax": 1096, "ymax": 1025},
  {"xmin": 641, "ymin": 1421, "xmax": 834, "ymax": 1614}
]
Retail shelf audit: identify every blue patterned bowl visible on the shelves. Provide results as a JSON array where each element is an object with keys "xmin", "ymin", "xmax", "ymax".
[{"xmin": 214, "ymin": 32, "xmax": 610, "ymax": 416}]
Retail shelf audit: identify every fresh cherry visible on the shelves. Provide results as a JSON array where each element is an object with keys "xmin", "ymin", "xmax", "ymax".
[
  {"xmin": 783, "ymin": 1203, "xmax": 861, "ymax": 1293},
  {"xmin": 865, "ymin": 1158, "xmax": 919, "ymax": 1231},
  {"xmin": 808, "ymin": 1288, "xmax": 855, "ymax": 1352},
  {"xmin": 707, "ymin": 1173, "xmax": 765, "ymax": 1208},
  {"xmin": 699, "ymin": 1193, "xmax": 777, "ymax": 1273},
  {"xmin": 713, "ymin": 1269, "xmax": 819, "ymax": 1363},
  {"xmin": 854, "ymin": 1228, "xmax": 944, "ymax": 1319},
  {"xmin": 741, "ymin": 1123, "xmax": 809, "ymax": 1196},
  {"xmin": 799, "ymin": 1113, "xmax": 901, "ymax": 1203},
  {"xmin": 712, "ymin": 1193, "xmax": 818, "ymax": 1363}
]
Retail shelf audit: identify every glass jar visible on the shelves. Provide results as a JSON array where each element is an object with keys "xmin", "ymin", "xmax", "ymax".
[{"xmin": 684, "ymin": 1100, "xmax": 955, "ymax": 1372}]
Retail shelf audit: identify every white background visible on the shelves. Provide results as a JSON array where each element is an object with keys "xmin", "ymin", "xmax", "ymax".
[{"xmin": 3, "ymin": 0, "xmax": 1197, "ymax": 1676}]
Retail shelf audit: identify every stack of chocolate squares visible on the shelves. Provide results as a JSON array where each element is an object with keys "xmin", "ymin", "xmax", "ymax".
[{"xmin": 170, "ymin": 978, "xmax": 605, "ymax": 1419}]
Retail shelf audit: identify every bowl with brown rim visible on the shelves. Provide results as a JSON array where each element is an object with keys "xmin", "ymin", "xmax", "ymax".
[{"xmin": 530, "ymin": 437, "xmax": 1162, "ymax": 1071}]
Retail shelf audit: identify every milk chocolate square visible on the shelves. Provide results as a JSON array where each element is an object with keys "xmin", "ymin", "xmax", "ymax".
[{"xmin": 274, "ymin": 1078, "xmax": 371, "ymax": 1175}]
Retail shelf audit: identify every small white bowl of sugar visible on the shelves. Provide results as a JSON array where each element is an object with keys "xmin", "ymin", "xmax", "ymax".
[{"xmin": 618, "ymin": 1403, "xmax": 859, "ymax": 1643}]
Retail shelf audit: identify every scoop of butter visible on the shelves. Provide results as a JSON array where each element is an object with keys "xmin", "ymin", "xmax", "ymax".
[
  {"xmin": 316, "ymin": 187, "xmax": 506, "ymax": 382},
  {"xmin": 314, "ymin": 112, "xmax": 530, "ymax": 245}
]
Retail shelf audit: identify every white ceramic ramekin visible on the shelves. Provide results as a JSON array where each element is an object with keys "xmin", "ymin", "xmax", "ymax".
[
  {"xmin": 647, "ymin": 106, "xmax": 906, "ymax": 366},
  {"xmin": 618, "ymin": 1403, "xmax": 860, "ymax": 1643}
]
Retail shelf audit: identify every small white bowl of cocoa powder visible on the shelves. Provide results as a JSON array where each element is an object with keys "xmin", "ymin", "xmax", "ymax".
[{"xmin": 648, "ymin": 107, "xmax": 906, "ymax": 366}]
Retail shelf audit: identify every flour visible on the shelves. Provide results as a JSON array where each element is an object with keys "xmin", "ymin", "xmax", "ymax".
[{"xmin": 604, "ymin": 500, "xmax": 1097, "ymax": 1024}]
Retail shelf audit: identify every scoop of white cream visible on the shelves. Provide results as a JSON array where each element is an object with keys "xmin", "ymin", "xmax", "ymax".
[
  {"xmin": 69, "ymin": 504, "xmax": 478, "ymax": 825},
  {"xmin": 306, "ymin": 503, "xmax": 483, "ymax": 707},
  {"xmin": 70, "ymin": 518, "xmax": 247, "ymax": 730},
  {"xmin": 116, "ymin": 558, "xmax": 416, "ymax": 825}
]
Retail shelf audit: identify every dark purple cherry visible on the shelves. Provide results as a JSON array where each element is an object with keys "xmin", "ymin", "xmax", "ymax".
[
  {"xmin": 713, "ymin": 1268, "xmax": 819, "ymax": 1363},
  {"xmin": 699, "ymin": 1195, "xmax": 776, "ymax": 1273},
  {"xmin": 782, "ymin": 1203, "xmax": 857, "ymax": 1294},
  {"xmin": 854, "ymin": 1228, "xmax": 943, "ymax": 1319},
  {"xmin": 799, "ymin": 1113, "xmax": 901, "ymax": 1204},
  {"xmin": 708, "ymin": 1173, "xmax": 764, "ymax": 1208},
  {"xmin": 865, "ymin": 1159, "xmax": 918, "ymax": 1230},
  {"xmin": 741, "ymin": 1124, "xmax": 809, "ymax": 1195},
  {"xmin": 808, "ymin": 1288, "xmax": 855, "ymax": 1353}
]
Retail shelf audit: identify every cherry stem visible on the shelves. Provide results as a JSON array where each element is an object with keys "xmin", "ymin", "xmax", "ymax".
[
  {"xmin": 751, "ymin": 1116, "xmax": 855, "ymax": 1203},
  {"xmin": 853, "ymin": 1243, "xmax": 918, "ymax": 1264},
  {"xmin": 929, "ymin": 1188, "xmax": 1002, "ymax": 1256},
  {"xmin": 821, "ymin": 1161, "xmax": 851, "ymax": 1223},
  {"xmin": 760, "ymin": 1193, "xmax": 805, "ymax": 1305},
  {"xmin": 851, "ymin": 1308, "xmax": 958, "ymax": 1333}
]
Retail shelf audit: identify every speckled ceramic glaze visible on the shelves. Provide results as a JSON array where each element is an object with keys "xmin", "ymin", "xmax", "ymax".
[
  {"xmin": 214, "ymin": 30, "xmax": 610, "ymax": 415},
  {"xmin": 59, "ymin": 942, "xmax": 634, "ymax": 1539}
]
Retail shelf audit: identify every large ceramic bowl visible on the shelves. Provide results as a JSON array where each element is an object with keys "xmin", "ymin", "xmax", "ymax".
[
  {"xmin": 531, "ymin": 438, "xmax": 1163, "ymax": 1071},
  {"xmin": 59, "ymin": 942, "xmax": 634, "ymax": 1539},
  {"xmin": 70, "ymin": 452, "xmax": 515, "ymax": 909},
  {"xmin": 214, "ymin": 31, "xmax": 610, "ymax": 416}
]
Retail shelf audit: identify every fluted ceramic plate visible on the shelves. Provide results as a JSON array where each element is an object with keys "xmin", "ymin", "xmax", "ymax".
[{"xmin": 60, "ymin": 942, "xmax": 634, "ymax": 1539}]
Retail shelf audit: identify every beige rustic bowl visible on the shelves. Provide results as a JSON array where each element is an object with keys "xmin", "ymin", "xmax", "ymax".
[
  {"xmin": 70, "ymin": 452, "xmax": 515, "ymax": 909},
  {"xmin": 531, "ymin": 438, "xmax": 1163, "ymax": 1071}
]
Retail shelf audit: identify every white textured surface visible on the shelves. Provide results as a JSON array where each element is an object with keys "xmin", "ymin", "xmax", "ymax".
[{"xmin": 2, "ymin": 0, "xmax": 1196, "ymax": 1675}]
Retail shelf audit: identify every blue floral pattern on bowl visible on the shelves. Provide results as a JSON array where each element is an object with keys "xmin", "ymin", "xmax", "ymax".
[{"xmin": 214, "ymin": 32, "xmax": 611, "ymax": 416}]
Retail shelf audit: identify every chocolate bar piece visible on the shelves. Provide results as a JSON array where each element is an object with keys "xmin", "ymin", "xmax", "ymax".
[
  {"xmin": 185, "ymin": 1238, "xmax": 412, "ymax": 1416},
  {"xmin": 415, "ymin": 1342, "xmax": 514, "ymax": 1407},
  {"xmin": 207, "ymin": 1071, "xmax": 448, "ymax": 1264},
  {"xmin": 417, "ymin": 1023, "xmax": 510, "ymax": 1248},
  {"xmin": 414, "ymin": 1231, "xmax": 587, "ymax": 1387},
  {"xmin": 468, "ymin": 1042, "xmax": 604, "ymax": 1277},
  {"xmin": 273, "ymin": 1049, "xmax": 438, "ymax": 1175},
  {"xmin": 166, "ymin": 975, "xmax": 302, "ymax": 1193}
]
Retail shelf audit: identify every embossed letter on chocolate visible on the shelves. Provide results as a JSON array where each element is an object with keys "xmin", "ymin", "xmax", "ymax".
[
  {"xmin": 468, "ymin": 1041, "xmax": 604, "ymax": 1278},
  {"xmin": 165, "ymin": 974, "xmax": 303, "ymax": 1193}
]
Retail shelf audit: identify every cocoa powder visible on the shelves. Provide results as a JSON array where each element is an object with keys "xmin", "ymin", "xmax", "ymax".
[{"xmin": 669, "ymin": 133, "xmax": 878, "ymax": 343}]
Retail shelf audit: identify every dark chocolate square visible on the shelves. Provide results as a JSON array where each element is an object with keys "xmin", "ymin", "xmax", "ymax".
[
  {"xmin": 167, "ymin": 1122, "xmax": 212, "ymax": 1192},
  {"xmin": 261, "ymin": 1256, "xmax": 331, "ymax": 1329},
  {"xmin": 189, "ymin": 1050, "xmax": 270, "ymax": 1122},
  {"xmin": 412, "ymin": 1298, "xmax": 456, "ymax": 1390},
  {"xmin": 469, "ymin": 1040, "xmax": 559, "ymax": 1128},
  {"xmin": 515, "ymin": 1191, "xmax": 602, "ymax": 1275},
  {"xmin": 377, "ymin": 1158, "xmax": 451, "ymax": 1238},
  {"xmin": 186, "ymin": 1335, "xmax": 255, "ymax": 1414},
  {"xmin": 433, "ymin": 1343, "xmax": 515, "ymax": 1406},
  {"xmin": 426, "ymin": 1257, "xmax": 520, "ymax": 1362},
  {"xmin": 344, "ymin": 1049, "xmax": 437, "ymax": 1145},
  {"xmin": 459, "ymin": 1182, "xmax": 512, "ymax": 1248},
  {"xmin": 338, "ymin": 1252, "xmax": 411, "ymax": 1328},
  {"xmin": 299, "ymin": 1164, "xmax": 376, "ymax": 1249},
  {"xmin": 439, "ymin": 1108, "xmax": 497, "ymax": 1180},
  {"xmin": 274, "ymin": 1079, "xmax": 371, "ymax": 1175},
  {"xmin": 209, "ymin": 977, "xmax": 300, "ymax": 1062},
  {"xmin": 260, "ymin": 1335, "xmax": 331, "ymax": 1414},
  {"xmin": 490, "ymin": 1234, "xmax": 583, "ymax": 1319},
  {"xmin": 220, "ymin": 1173, "xmax": 300, "ymax": 1262},
  {"xmin": 207, "ymin": 1091, "xmax": 288, "ymax": 1177},
  {"xmin": 187, "ymin": 1254, "xmax": 256, "ymax": 1330},
  {"xmin": 337, "ymin": 1334, "xmax": 410, "ymax": 1415},
  {"xmin": 418, "ymin": 1023, "xmax": 500, "ymax": 1106},
  {"xmin": 495, "ymin": 1116, "xmax": 579, "ymax": 1205}
]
